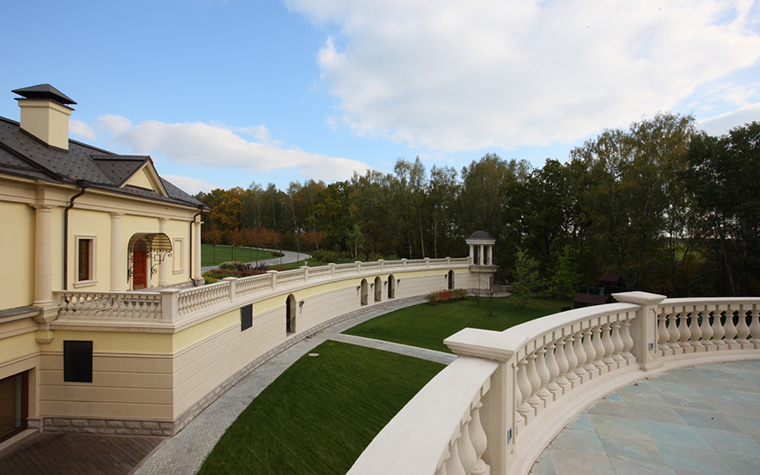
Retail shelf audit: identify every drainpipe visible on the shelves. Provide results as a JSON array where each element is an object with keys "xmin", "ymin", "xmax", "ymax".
[
  {"xmin": 189, "ymin": 206, "xmax": 204, "ymax": 287},
  {"xmin": 63, "ymin": 180, "xmax": 89, "ymax": 290}
]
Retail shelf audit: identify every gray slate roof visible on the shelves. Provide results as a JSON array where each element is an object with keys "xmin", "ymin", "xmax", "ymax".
[{"xmin": 0, "ymin": 116, "xmax": 206, "ymax": 209}]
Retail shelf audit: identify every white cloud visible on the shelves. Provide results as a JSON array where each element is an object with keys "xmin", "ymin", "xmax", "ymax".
[
  {"xmin": 161, "ymin": 174, "xmax": 218, "ymax": 195},
  {"xmin": 287, "ymin": 0, "xmax": 760, "ymax": 151},
  {"xmin": 698, "ymin": 102, "xmax": 760, "ymax": 136},
  {"xmin": 88, "ymin": 115, "xmax": 369, "ymax": 183},
  {"xmin": 94, "ymin": 114, "xmax": 133, "ymax": 135},
  {"xmin": 69, "ymin": 119, "xmax": 96, "ymax": 140}
]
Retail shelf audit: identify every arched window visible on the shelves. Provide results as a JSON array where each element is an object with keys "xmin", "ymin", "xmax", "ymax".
[
  {"xmin": 448, "ymin": 270, "xmax": 455, "ymax": 290},
  {"xmin": 387, "ymin": 275, "xmax": 395, "ymax": 299},
  {"xmin": 286, "ymin": 294, "xmax": 297, "ymax": 335},
  {"xmin": 374, "ymin": 276, "xmax": 382, "ymax": 302}
]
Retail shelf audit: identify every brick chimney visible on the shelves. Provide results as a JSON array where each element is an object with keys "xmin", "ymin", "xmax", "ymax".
[{"xmin": 12, "ymin": 84, "xmax": 77, "ymax": 151}]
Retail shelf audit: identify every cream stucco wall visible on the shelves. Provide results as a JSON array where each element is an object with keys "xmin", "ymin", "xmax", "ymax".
[{"xmin": 0, "ymin": 202, "xmax": 35, "ymax": 308}]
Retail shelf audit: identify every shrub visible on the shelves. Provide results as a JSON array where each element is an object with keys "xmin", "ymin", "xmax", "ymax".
[
  {"xmin": 454, "ymin": 289, "xmax": 468, "ymax": 300},
  {"xmin": 204, "ymin": 275, "xmax": 218, "ymax": 285},
  {"xmin": 219, "ymin": 261, "xmax": 247, "ymax": 271},
  {"xmin": 425, "ymin": 291, "xmax": 439, "ymax": 305}
]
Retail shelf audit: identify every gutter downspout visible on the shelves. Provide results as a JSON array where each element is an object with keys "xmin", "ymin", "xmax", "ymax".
[
  {"xmin": 63, "ymin": 180, "xmax": 88, "ymax": 290},
  {"xmin": 190, "ymin": 206, "xmax": 204, "ymax": 287}
]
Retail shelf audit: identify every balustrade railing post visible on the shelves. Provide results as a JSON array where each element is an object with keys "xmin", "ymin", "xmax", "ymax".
[
  {"xmin": 222, "ymin": 277, "xmax": 237, "ymax": 301},
  {"xmin": 425, "ymin": 257, "xmax": 430, "ymax": 267},
  {"xmin": 402, "ymin": 258, "xmax": 407, "ymax": 269},
  {"xmin": 378, "ymin": 259, "xmax": 384, "ymax": 271},
  {"xmin": 612, "ymin": 291, "xmax": 666, "ymax": 371},
  {"xmin": 445, "ymin": 328, "xmax": 520, "ymax": 475},
  {"xmin": 356, "ymin": 261, "xmax": 362, "ymax": 273},
  {"xmin": 267, "ymin": 270, "xmax": 278, "ymax": 290},
  {"xmin": 159, "ymin": 288, "xmax": 180, "ymax": 321},
  {"xmin": 301, "ymin": 266, "xmax": 310, "ymax": 283},
  {"xmin": 329, "ymin": 263, "xmax": 336, "ymax": 277}
]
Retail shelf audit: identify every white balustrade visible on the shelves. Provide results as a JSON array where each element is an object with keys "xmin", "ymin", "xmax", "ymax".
[
  {"xmin": 351, "ymin": 295, "xmax": 760, "ymax": 475},
  {"xmin": 55, "ymin": 291, "xmax": 162, "ymax": 320}
]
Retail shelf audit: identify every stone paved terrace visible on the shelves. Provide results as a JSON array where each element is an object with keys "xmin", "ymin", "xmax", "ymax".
[{"xmin": 530, "ymin": 361, "xmax": 760, "ymax": 475}]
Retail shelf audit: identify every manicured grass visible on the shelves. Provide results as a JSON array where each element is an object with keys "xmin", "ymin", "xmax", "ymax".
[
  {"xmin": 198, "ymin": 340, "xmax": 444, "ymax": 475},
  {"xmin": 201, "ymin": 244, "xmax": 278, "ymax": 266},
  {"xmin": 344, "ymin": 296, "xmax": 569, "ymax": 353}
]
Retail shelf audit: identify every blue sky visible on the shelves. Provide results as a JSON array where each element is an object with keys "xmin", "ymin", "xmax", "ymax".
[{"xmin": 2, "ymin": 0, "xmax": 759, "ymax": 194}]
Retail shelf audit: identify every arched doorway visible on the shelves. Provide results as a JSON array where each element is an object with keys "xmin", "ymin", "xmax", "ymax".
[
  {"xmin": 132, "ymin": 238, "xmax": 149, "ymax": 290},
  {"xmin": 387, "ymin": 275, "xmax": 395, "ymax": 299},
  {"xmin": 448, "ymin": 270, "xmax": 455, "ymax": 290},
  {"xmin": 374, "ymin": 276, "xmax": 382, "ymax": 302},
  {"xmin": 286, "ymin": 294, "xmax": 297, "ymax": 335},
  {"xmin": 360, "ymin": 279, "xmax": 369, "ymax": 306}
]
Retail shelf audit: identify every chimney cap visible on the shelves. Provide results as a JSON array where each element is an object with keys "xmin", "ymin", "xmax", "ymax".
[{"xmin": 12, "ymin": 84, "xmax": 77, "ymax": 105}]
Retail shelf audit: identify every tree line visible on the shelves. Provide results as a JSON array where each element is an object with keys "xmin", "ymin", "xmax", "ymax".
[{"xmin": 197, "ymin": 114, "xmax": 760, "ymax": 297}]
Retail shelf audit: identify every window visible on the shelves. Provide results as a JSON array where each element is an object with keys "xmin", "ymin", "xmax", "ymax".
[
  {"xmin": 75, "ymin": 236, "xmax": 96, "ymax": 287},
  {"xmin": 173, "ymin": 238, "xmax": 184, "ymax": 274},
  {"xmin": 63, "ymin": 341, "xmax": 93, "ymax": 383},
  {"xmin": 0, "ymin": 372, "xmax": 27, "ymax": 442}
]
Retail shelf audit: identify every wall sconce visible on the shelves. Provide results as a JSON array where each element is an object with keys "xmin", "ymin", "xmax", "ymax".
[
  {"xmin": 370, "ymin": 283, "xmax": 374, "ymax": 289},
  {"xmin": 356, "ymin": 286, "xmax": 361, "ymax": 291},
  {"xmin": 397, "ymin": 279, "xmax": 401, "ymax": 284},
  {"xmin": 444, "ymin": 275, "xmax": 448, "ymax": 279},
  {"xmin": 299, "ymin": 300, "xmax": 305, "ymax": 308}
]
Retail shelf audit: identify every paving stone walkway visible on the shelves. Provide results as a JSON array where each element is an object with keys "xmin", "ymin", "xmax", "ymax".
[
  {"xmin": 530, "ymin": 360, "xmax": 760, "ymax": 475},
  {"xmin": 132, "ymin": 297, "xmax": 454, "ymax": 475}
]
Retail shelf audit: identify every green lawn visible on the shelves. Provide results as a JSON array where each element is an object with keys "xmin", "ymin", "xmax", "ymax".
[
  {"xmin": 201, "ymin": 244, "xmax": 279, "ymax": 266},
  {"xmin": 344, "ymin": 296, "xmax": 569, "ymax": 353},
  {"xmin": 198, "ymin": 340, "xmax": 444, "ymax": 475}
]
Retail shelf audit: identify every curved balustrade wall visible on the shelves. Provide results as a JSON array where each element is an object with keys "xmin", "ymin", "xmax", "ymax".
[{"xmin": 350, "ymin": 292, "xmax": 760, "ymax": 475}]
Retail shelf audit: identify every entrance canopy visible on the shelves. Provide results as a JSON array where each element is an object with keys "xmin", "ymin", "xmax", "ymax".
[{"xmin": 128, "ymin": 233, "xmax": 172, "ymax": 252}]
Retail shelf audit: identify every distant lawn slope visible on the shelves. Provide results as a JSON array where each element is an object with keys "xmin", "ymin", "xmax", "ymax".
[
  {"xmin": 201, "ymin": 244, "xmax": 278, "ymax": 266},
  {"xmin": 198, "ymin": 340, "xmax": 444, "ymax": 475},
  {"xmin": 344, "ymin": 296, "xmax": 569, "ymax": 353}
]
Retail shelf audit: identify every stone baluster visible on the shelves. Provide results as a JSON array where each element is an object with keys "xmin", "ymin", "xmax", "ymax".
[
  {"xmin": 711, "ymin": 311, "xmax": 727, "ymax": 348},
  {"xmin": 444, "ymin": 435, "xmax": 466, "ymax": 475},
  {"xmin": 572, "ymin": 329, "xmax": 589, "ymax": 382},
  {"xmin": 601, "ymin": 321, "xmax": 616, "ymax": 370},
  {"xmin": 724, "ymin": 310, "xmax": 739, "ymax": 348},
  {"xmin": 678, "ymin": 312, "xmax": 693, "ymax": 352},
  {"xmin": 610, "ymin": 319, "xmax": 625, "ymax": 368},
  {"xmin": 749, "ymin": 308, "xmax": 760, "ymax": 349},
  {"xmin": 535, "ymin": 347, "xmax": 552, "ymax": 407},
  {"xmin": 620, "ymin": 317, "xmax": 635, "ymax": 363},
  {"xmin": 582, "ymin": 326, "xmax": 598, "ymax": 378},
  {"xmin": 667, "ymin": 314, "xmax": 681, "ymax": 352},
  {"xmin": 469, "ymin": 401, "xmax": 490, "ymax": 475},
  {"xmin": 688, "ymin": 310, "xmax": 703, "ymax": 351},
  {"xmin": 554, "ymin": 336, "xmax": 571, "ymax": 394},
  {"xmin": 457, "ymin": 417, "xmax": 477, "ymax": 475},
  {"xmin": 525, "ymin": 351, "xmax": 542, "ymax": 415},
  {"xmin": 735, "ymin": 309, "xmax": 751, "ymax": 348},
  {"xmin": 563, "ymin": 333, "xmax": 579, "ymax": 389},
  {"xmin": 515, "ymin": 357, "xmax": 532, "ymax": 426},
  {"xmin": 544, "ymin": 340, "xmax": 562, "ymax": 401},
  {"xmin": 592, "ymin": 323, "xmax": 608, "ymax": 375},
  {"xmin": 657, "ymin": 313, "xmax": 670, "ymax": 353},
  {"xmin": 699, "ymin": 310, "xmax": 715, "ymax": 350}
]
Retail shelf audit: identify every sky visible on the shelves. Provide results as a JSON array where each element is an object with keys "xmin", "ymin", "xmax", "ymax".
[{"xmin": 1, "ymin": 0, "xmax": 759, "ymax": 194}]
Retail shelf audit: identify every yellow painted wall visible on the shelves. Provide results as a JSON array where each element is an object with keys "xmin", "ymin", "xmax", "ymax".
[
  {"xmin": 124, "ymin": 167, "xmax": 154, "ymax": 190},
  {"xmin": 67, "ymin": 208, "xmax": 111, "ymax": 291},
  {"xmin": 167, "ymin": 219, "xmax": 191, "ymax": 284},
  {"xmin": 0, "ymin": 202, "xmax": 34, "ymax": 308}
]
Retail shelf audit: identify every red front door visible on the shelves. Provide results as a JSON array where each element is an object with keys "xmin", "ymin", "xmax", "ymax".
[{"xmin": 133, "ymin": 248, "xmax": 148, "ymax": 290}]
